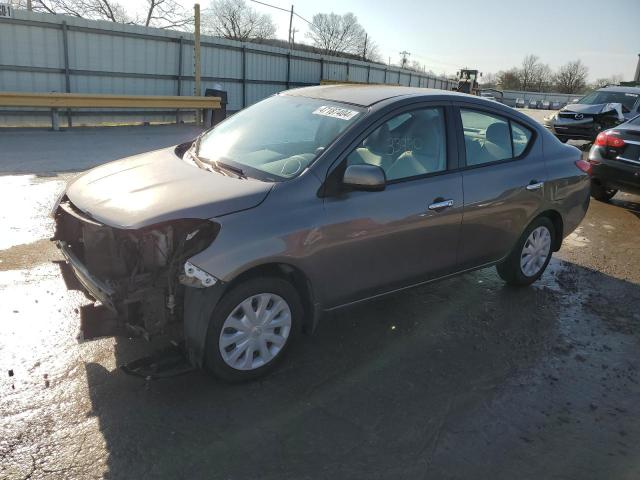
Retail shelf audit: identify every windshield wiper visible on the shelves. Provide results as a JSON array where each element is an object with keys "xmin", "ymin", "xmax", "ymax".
[{"xmin": 214, "ymin": 157, "xmax": 247, "ymax": 179}]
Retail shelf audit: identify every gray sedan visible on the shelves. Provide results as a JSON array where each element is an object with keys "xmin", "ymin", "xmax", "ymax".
[{"xmin": 52, "ymin": 86, "xmax": 591, "ymax": 381}]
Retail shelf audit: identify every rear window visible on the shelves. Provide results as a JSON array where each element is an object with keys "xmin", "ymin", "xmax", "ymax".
[{"xmin": 579, "ymin": 90, "xmax": 639, "ymax": 111}]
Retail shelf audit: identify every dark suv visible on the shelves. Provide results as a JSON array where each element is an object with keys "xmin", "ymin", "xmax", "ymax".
[
  {"xmin": 587, "ymin": 115, "xmax": 640, "ymax": 201},
  {"xmin": 544, "ymin": 86, "xmax": 640, "ymax": 142}
]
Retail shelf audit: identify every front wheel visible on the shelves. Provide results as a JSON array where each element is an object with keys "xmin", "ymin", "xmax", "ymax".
[
  {"xmin": 496, "ymin": 217, "xmax": 555, "ymax": 286},
  {"xmin": 590, "ymin": 182, "xmax": 617, "ymax": 202},
  {"xmin": 204, "ymin": 277, "xmax": 302, "ymax": 382}
]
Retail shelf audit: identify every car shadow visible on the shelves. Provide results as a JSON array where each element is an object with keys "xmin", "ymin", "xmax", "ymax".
[
  {"xmin": 82, "ymin": 259, "xmax": 640, "ymax": 479},
  {"xmin": 610, "ymin": 194, "xmax": 640, "ymax": 219}
]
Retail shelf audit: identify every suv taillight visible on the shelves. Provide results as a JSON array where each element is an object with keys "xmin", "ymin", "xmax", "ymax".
[{"xmin": 594, "ymin": 131, "xmax": 625, "ymax": 148}]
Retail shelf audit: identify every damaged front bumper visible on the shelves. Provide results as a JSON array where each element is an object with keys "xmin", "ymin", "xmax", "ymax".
[
  {"xmin": 52, "ymin": 196, "xmax": 220, "ymax": 342},
  {"xmin": 57, "ymin": 240, "xmax": 117, "ymax": 312},
  {"xmin": 545, "ymin": 103, "xmax": 627, "ymax": 141}
]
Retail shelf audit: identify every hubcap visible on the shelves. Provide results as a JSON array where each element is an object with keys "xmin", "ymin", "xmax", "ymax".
[
  {"xmin": 219, "ymin": 293, "xmax": 292, "ymax": 371},
  {"xmin": 520, "ymin": 226, "xmax": 552, "ymax": 277}
]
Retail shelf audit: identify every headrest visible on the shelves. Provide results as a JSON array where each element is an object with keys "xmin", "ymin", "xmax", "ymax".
[
  {"xmin": 486, "ymin": 122, "xmax": 510, "ymax": 146},
  {"xmin": 363, "ymin": 123, "xmax": 390, "ymax": 154}
]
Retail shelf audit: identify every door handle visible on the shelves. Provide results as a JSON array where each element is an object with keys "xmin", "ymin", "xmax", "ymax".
[
  {"xmin": 526, "ymin": 181, "xmax": 544, "ymax": 191},
  {"xmin": 428, "ymin": 199, "xmax": 454, "ymax": 211}
]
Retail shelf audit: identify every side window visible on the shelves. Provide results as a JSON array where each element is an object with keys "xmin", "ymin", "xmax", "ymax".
[
  {"xmin": 346, "ymin": 107, "xmax": 447, "ymax": 181},
  {"xmin": 461, "ymin": 110, "xmax": 535, "ymax": 166},
  {"xmin": 511, "ymin": 122, "xmax": 532, "ymax": 157},
  {"xmin": 461, "ymin": 109, "xmax": 512, "ymax": 166}
]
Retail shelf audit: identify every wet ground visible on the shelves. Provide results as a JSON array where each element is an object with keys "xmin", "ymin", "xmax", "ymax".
[{"xmin": 1, "ymin": 125, "xmax": 640, "ymax": 479}]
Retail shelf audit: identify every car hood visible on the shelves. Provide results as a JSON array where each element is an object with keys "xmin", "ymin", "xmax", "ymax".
[
  {"xmin": 561, "ymin": 103, "xmax": 615, "ymax": 115},
  {"xmin": 65, "ymin": 147, "xmax": 273, "ymax": 229}
]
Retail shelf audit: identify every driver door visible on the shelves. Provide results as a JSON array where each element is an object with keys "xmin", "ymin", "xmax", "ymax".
[{"xmin": 316, "ymin": 104, "xmax": 464, "ymax": 308}]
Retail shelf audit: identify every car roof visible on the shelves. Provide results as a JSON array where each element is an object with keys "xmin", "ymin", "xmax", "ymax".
[
  {"xmin": 597, "ymin": 85, "xmax": 640, "ymax": 94},
  {"xmin": 282, "ymin": 84, "xmax": 468, "ymax": 107}
]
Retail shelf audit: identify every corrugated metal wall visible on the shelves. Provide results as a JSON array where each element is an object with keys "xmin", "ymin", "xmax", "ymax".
[
  {"xmin": 0, "ymin": 10, "xmax": 458, "ymax": 126},
  {"xmin": 500, "ymin": 90, "xmax": 584, "ymax": 107}
]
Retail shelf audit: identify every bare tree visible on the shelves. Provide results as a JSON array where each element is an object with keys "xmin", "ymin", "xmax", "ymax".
[
  {"xmin": 204, "ymin": 0, "xmax": 276, "ymax": 41},
  {"xmin": 533, "ymin": 63, "xmax": 553, "ymax": 92},
  {"xmin": 519, "ymin": 54, "xmax": 541, "ymax": 92},
  {"xmin": 496, "ymin": 68, "xmax": 521, "ymax": 90},
  {"xmin": 14, "ymin": 0, "xmax": 191, "ymax": 29},
  {"xmin": 357, "ymin": 35, "xmax": 380, "ymax": 62},
  {"xmin": 139, "ymin": 0, "xmax": 192, "ymax": 29},
  {"xmin": 592, "ymin": 74, "xmax": 624, "ymax": 88},
  {"xmin": 27, "ymin": 0, "xmax": 131, "ymax": 22},
  {"xmin": 306, "ymin": 12, "xmax": 366, "ymax": 56},
  {"xmin": 555, "ymin": 60, "xmax": 589, "ymax": 94},
  {"xmin": 479, "ymin": 72, "xmax": 497, "ymax": 88}
]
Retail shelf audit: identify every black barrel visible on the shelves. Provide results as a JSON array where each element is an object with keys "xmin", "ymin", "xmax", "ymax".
[{"xmin": 205, "ymin": 88, "xmax": 228, "ymax": 127}]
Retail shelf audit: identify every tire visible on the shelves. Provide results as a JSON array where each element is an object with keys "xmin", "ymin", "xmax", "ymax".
[
  {"xmin": 496, "ymin": 217, "xmax": 555, "ymax": 287},
  {"xmin": 204, "ymin": 276, "xmax": 302, "ymax": 382},
  {"xmin": 590, "ymin": 181, "xmax": 617, "ymax": 202},
  {"xmin": 557, "ymin": 136, "xmax": 569, "ymax": 143}
]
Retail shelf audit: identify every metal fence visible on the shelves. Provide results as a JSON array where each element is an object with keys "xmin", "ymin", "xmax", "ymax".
[
  {"xmin": 499, "ymin": 90, "xmax": 584, "ymax": 108},
  {"xmin": 0, "ymin": 10, "xmax": 457, "ymax": 127}
]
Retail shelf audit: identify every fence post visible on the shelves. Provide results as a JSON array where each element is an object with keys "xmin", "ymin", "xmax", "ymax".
[
  {"xmin": 320, "ymin": 57, "xmax": 324, "ymax": 83},
  {"xmin": 346, "ymin": 62, "xmax": 350, "ymax": 82},
  {"xmin": 384, "ymin": 68, "xmax": 387, "ymax": 84},
  {"xmin": 194, "ymin": 3, "xmax": 202, "ymax": 125},
  {"xmin": 51, "ymin": 108, "xmax": 60, "ymax": 131},
  {"xmin": 408, "ymin": 72, "xmax": 412, "ymax": 87},
  {"xmin": 367, "ymin": 65, "xmax": 371, "ymax": 84},
  {"xmin": 242, "ymin": 45, "xmax": 247, "ymax": 108},
  {"xmin": 286, "ymin": 52, "xmax": 291, "ymax": 90},
  {"xmin": 61, "ymin": 21, "xmax": 71, "ymax": 128},
  {"xmin": 397, "ymin": 70, "xmax": 401, "ymax": 85},
  {"xmin": 176, "ymin": 36, "xmax": 184, "ymax": 124}
]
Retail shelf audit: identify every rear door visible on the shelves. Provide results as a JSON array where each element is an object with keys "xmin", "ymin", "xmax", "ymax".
[
  {"xmin": 454, "ymin": 104, "xmax": 547, "ymax": 270},
  {"xmin": 316, "ymin": 103, "xmax": 463, "ymax": 307}
]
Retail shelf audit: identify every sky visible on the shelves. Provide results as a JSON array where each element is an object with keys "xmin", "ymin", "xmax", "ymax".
[{"xmin": 130, "ymin": 0, "xmax": 640, "ymax": 81}]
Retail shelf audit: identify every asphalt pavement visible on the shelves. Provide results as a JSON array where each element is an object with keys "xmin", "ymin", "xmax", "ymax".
[{"xmin": 1, "ymin": 123, "xmax": 639, "ymax": 480}]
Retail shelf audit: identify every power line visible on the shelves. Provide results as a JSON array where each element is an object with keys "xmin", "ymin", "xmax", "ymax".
[
  {"xmin": 248, "ymin": 0, "xmax": 290, "ymax": 13},
  {"xmin": 294, "ymin": 12, "xmax": 312, "ymax": 25}
]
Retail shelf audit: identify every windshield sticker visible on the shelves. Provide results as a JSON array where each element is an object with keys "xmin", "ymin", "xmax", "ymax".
[{"xmin": 313, "ymin": 105, "xmax": 359, "ymax": 121}]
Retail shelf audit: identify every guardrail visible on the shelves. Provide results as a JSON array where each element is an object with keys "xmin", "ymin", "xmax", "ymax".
[{"xmin": 0, "ymin": 92, "xmax": 221, "ymax": 130}]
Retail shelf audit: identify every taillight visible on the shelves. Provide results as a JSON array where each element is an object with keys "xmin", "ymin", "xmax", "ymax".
[
  {"xmin": 594, "ymin": 131, "xmax": 625, "ymax": 148},
  {"xmin": 575, "ymin": 159, "xmax": 592, "ymax": 175}
]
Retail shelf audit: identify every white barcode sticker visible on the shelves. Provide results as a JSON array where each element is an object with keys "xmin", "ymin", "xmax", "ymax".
[{"xmin": 313, "ymin": 105, "xmax": 359, "ymax": 121}]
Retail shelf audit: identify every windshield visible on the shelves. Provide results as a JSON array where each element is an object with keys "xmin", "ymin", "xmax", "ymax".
[
  {"xmin": 578, "ymin": 90, "xmax": 639, "ymax": 111},
  {"xmin": 197, "ymin": 95, "xmax": 363, "ymax": 181}
]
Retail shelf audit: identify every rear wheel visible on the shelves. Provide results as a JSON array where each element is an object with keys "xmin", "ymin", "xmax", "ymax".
[
  {"xmin": 204, "ymin": 277, "xmax": 302, "ymax": 382},
  {"xmin": 590, "ymin": 181, "xmax": 617, "ymax": 202},
  {"xmin": 496, "ymin": 217, "xmax": 555, "ymax": 286}
]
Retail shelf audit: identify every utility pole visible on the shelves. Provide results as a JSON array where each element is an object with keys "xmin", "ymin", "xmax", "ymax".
[
  {"xmin": 291, "ymin": 27, "xmax": 298, "ymax": 46},
  {"xmin": 362, "ymin": 33, "xmax": 367, "ymax": 61},
  {"xmin": 27, "ymin": 0, "xmax": 32, "ymax": 11},
  {"xmin": 399, "ymin": 50, "xmax": 411, "ymax": 69},
  {"xmin": 194, "ymin": 3, "xmax": 202, "ymax": 126},
  {"xmin": 288, "ymin": 5, "xmax": 294, "ymax": 47}
]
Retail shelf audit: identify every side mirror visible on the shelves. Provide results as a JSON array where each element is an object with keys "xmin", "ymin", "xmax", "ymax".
[{"xmin": 343, "ymin": 164, "xmax": 386, "ymax": 192}]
